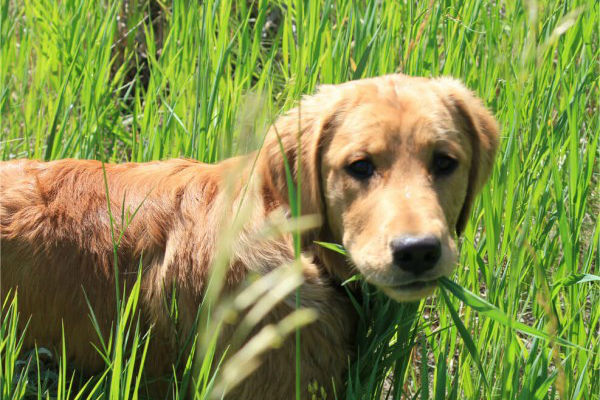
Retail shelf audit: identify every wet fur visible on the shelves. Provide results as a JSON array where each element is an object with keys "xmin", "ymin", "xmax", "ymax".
[{"xmin": 0, "ymin": 74, "xmax": 498, "ymax": 398}]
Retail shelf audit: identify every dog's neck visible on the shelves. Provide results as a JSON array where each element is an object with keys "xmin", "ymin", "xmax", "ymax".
[{"xmin": 251, "ymin": 171, "xmax": 353, "ymax": 287}]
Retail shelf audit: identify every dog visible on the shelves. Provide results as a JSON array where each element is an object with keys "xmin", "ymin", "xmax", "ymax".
[{"xmin": 0, "ymin": 74, "xmax": 498, "ymax": 398}]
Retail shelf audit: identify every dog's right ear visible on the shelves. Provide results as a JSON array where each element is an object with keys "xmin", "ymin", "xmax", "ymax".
[{"xmin": 258, "ymin": 85, "xmax": 346, "ymax": 221}]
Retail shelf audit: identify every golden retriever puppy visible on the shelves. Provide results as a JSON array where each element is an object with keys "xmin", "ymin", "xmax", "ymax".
[{"xmin": 0, "ymin": 74, "xmax": 498, "ymax": 398}]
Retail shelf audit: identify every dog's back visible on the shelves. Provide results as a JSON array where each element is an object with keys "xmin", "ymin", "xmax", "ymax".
[{"xmin": 0, "ymin": 158, "xmax": 224, "ymax": 373}]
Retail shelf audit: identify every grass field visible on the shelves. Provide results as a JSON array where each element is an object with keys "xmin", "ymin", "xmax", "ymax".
[{"xmin": 1, "ymin": 0, "xmax": 599, "ymax": 399}]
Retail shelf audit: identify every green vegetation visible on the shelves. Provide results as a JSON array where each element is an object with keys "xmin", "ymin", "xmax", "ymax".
[{"xmin": 1, "ymin": 0, "xmax": 598, "ymax": 398}]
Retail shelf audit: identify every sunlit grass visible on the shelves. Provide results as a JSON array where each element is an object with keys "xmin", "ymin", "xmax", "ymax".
[{"xmin": 1, "ymin": 0, "xmax": 598, "ymax": 398}]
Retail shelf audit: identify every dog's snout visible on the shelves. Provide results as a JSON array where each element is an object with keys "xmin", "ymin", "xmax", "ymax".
[{"xmin": 390, "ymin": 235, "xmax": 441, "ymax": 274}]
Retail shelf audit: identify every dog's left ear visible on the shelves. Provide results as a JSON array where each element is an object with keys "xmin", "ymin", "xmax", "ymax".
[
  {"xmin": 259, "ymin": 85, "xmax": 346, "ymax": 221},
  {"xmin": 437, "ymin": 78, "xmax": 500, "ymax": 236}
]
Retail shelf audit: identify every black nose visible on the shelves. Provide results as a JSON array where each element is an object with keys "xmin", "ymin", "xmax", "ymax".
[{"xmin": 390, "ymin": 235, "xmax": 441, "ymax": 275}]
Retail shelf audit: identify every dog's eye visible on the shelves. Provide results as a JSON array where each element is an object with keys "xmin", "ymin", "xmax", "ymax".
[
  {"xmin": 432, "ymin": 153, "xmax": 458, "ymax": 176},
  {"xmin": 345, "ymin": 159, "xmax": 375, "ymax": 180}
]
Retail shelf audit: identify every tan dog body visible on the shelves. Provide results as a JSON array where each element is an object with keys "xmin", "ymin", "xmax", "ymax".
[{"xmin": 0, "ymin": 75, "xmax": 498, "ymax": 398}]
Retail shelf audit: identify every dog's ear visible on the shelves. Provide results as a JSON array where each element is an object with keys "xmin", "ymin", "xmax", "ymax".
[
  {"xmin": 437, "ymin": 78, "xmax": 499, "ymax": 236},
  {"xmin": 259, "ymin": 85, "xmax": 345, "ymax": 222}
]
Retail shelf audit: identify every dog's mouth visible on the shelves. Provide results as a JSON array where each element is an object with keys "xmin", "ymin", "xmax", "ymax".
[
  {"xmin": 379, "ymin": 279, "xmax": 438, "ymax": 301},
  {"xmin": 389, "ymin": 279, "xmax": 438, "ymax": 291},
  {"xmin": 387, "ymin": 280, "xmax": 437, "ymax": 292}
]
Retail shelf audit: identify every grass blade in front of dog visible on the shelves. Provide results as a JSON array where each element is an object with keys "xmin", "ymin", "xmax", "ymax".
[{"xmin": 314, "ymin": 241, "xmax": 348, "ymax": 256}]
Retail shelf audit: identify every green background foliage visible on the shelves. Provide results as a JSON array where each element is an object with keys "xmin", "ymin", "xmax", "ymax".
[{"xmin": 1, "ymin": 0, "xmax": 598, "ymax": 398}]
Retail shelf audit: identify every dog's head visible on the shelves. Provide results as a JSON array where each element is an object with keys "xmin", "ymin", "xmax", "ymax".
[{"xmin": 260, "ymin": 75, "xmax": 498, "ymax": 301}]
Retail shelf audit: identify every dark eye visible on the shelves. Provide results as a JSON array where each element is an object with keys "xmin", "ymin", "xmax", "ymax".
[
  {"xmin": 432, "ymin": 153, "xmax": 458, "ymax": 176},
  {"xmin": 345, "ymin": 159, "xmax": 375, "ymax": 180}
]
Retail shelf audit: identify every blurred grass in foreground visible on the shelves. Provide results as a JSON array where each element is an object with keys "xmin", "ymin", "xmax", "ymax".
[{"xmin": 1, "ymin": 0, "xmax": 598, "ymax": 398}]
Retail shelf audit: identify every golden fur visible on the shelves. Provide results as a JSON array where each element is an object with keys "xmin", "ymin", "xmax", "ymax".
[{"xmin": 0, "ymin": 74, "xmax": 498, "ymax": 398}]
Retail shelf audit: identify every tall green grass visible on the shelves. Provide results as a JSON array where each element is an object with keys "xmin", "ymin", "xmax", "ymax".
[{"xmin": 1, "ymin": 0, "xmax": 598, "ymax": 398}]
